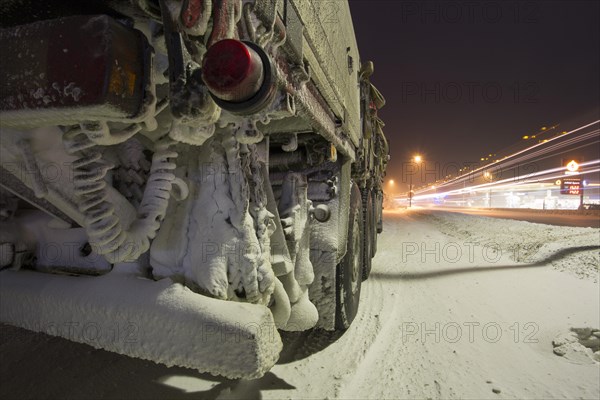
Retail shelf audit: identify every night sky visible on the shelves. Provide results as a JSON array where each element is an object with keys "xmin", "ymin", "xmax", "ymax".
[{"xmin": 349, "ymin": 0, "xmax": 599, "ymax": 188}]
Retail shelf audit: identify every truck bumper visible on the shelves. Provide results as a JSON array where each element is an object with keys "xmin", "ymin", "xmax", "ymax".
[{"xmin": 0, "ymin": 269, "xmax": 282, "ymax": 379}]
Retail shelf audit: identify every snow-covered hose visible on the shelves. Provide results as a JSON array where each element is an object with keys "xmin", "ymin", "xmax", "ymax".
[
  {"xmin": 64, "ymin": 127, "xmax": 127, "ymax": 261},
  {"xmin": 270, "ymin": 278, "xmax": 291, "ymax": 328},
  {"xmin": 126, "ymin": 140, "xmax": 189, "ymax": 258},
  {"xmin": 63, "ymin": 127, "xmax": 188, "ymax": 263},
  {"xmin": 116, "ymin": 138, "xmax": 152, "ymax": 208}
]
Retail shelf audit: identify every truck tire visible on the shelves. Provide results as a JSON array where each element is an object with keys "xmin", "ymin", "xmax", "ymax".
[
  {"xmin": 376, "ymin": 191, "xmax": 383, "ymax": 234},
  {"xmin": 371, "ymin": 190, "xmax": 379, "ymax": 256},
  {"xmin": 335, "ymin": 184, "xmax": 364, "ymax": 330},
  {"xmin": 362, "ymin": 190, "xmax": 373, "ymax": 280}
]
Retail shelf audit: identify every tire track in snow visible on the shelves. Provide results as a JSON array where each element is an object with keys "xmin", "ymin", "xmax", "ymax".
[
  {"xmin": 310, "ymin": 215, "xmax": 410, "ymax": 397},
  {"xmin": 337, "ymin": 213, "xmax": 412, "ymax": 398},
  {"xmin": 338, "ymin": 211, "xmax": 464, "ymax": 399},
  {"xmin": 325, "ymin": 254, "xmax": 388, "ymax": 397}
]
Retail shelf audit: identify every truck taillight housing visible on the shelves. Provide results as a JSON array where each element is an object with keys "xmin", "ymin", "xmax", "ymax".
[
  {"xmin": 0, "ymin": 15, "xmax": 152, "ymax": 128},
  {"xmin": 201, "ymin": 39, "xmax": 275, "ymax": 115}
]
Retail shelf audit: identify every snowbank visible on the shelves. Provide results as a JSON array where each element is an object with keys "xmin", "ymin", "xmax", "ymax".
[{"xmin": 419, "ymin": 210, "xmax": 600, "ymax": 282}]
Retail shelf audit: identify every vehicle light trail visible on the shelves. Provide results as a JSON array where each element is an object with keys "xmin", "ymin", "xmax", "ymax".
[
  {"xmin": 397, "ymin": 120, "xmax": 600, "ymax": 210},
  {"xmin": 420, "ymin": 121, "xmax": 599, "ymax": 194}
]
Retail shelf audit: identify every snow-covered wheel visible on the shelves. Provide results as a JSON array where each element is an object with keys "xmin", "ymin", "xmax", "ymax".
[
  {"xmin": 376, "ymin": 191, "xmax": 383, "ymax": 234},
  {"xmin": 371, "ymin": 190, "xmax": 379, "ymax": 256},
  {"xmin": 362, "ymin": 189, "xmax": 373, "ymax": 280},
  {"xmin": 335, "ymin": 183, "xmax": 363, "ymax": 330}
]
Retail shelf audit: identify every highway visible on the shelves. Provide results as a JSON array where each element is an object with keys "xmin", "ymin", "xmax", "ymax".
[
  {"xmin": 422, "ymin": 207, "xmax": 600, "ymax": 228},
  {"xmin": 391, "ymin": 120, "xmax": 600, "ymax": 223}
]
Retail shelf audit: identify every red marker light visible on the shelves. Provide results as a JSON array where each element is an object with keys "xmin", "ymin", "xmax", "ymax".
[{"xmin": 201, "ymin": 39, "xmax": 264, "ymax": 102}]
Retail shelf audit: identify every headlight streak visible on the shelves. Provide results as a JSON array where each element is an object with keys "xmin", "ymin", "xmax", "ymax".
[
  {"xmin": 401, "ymin": 120, "xmax": 600, "ymax": 206},
  {"xmin": 418, "ymin": 121, "xmax": 599, "ymax": 194}
]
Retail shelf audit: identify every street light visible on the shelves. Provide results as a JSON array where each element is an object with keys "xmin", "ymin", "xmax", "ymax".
[{"xmin": 409, "ymin": 155, "xmax": 422, "ymax": 208}]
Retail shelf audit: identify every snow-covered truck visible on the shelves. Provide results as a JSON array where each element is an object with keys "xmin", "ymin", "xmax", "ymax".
[{"xmin": 0, "ymin": 0, "xmax": 388, "ymax": 378}]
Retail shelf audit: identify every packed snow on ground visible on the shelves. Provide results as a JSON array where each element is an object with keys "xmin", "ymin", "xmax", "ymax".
[{"xmin": 1, "ymin": 209, "xmax": 599, "ymax": 399}]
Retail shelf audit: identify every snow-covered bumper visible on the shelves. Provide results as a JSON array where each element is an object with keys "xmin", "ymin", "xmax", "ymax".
[{"xmin": 0, "ymin": 269, "xmax": 282, "ymax": 379}]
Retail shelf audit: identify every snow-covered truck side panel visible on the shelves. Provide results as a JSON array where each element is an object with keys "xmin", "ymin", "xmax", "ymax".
[{"xmin": 0, "ymin": 0, "xmax": 387, "ymax": 378}]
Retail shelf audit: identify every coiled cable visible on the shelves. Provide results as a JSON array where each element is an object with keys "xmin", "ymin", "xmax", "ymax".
[{"xmin": 63, "ymin": 126, "xmax": 188, "ymax": 263}]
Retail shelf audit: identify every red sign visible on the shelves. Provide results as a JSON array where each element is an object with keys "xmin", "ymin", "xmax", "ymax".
[{"xmin": 561, "ymin": 178, "xmax": 581, "ymax": 195}]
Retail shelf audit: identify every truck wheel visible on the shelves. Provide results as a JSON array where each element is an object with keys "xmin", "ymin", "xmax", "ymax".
[
  {"xmin": 376, "ymin": 191, "xmax": 383, "ymax": 234},
  {"xmin": 371, "ymin": 190, "xmax": 379, "ymax": 256},
  {"xmin": 335, "ymin": 184, "xmax": 363, "ymax": 330},
  {"xmin": 362, "ymin": 190, "xmax": 373, "ymax": 280}
]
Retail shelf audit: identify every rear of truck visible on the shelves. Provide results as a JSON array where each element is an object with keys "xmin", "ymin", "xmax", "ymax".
[{"xmin": 0, "ymin": 0, "xmax": 387, "ymax": 378}]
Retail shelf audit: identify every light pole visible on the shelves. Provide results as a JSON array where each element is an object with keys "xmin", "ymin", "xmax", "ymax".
[{"xmin": 409, "ymin": 155, "xmax": 422, "ymax": 208}]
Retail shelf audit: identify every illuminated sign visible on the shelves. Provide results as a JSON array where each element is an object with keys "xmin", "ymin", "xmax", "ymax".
[
  {"xmin": 563, "ymin": 159, "xmax": 581, "ymax": 175},
  {"xmin": 566, "ymin": 160, "xmax": 579, "ymax": 172},
  {"xmin": 561, "ymin": 178, "xmax": 581, "ymax": 195}
]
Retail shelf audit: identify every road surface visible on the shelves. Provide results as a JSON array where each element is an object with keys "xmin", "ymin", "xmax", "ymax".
[
  {"xmin": 1, "ymin": 210, "xmax": 599, "ymax": 399},
  {"xmin": 422, "ymin": 206, "xmax": 600, "ymax": 228}
]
